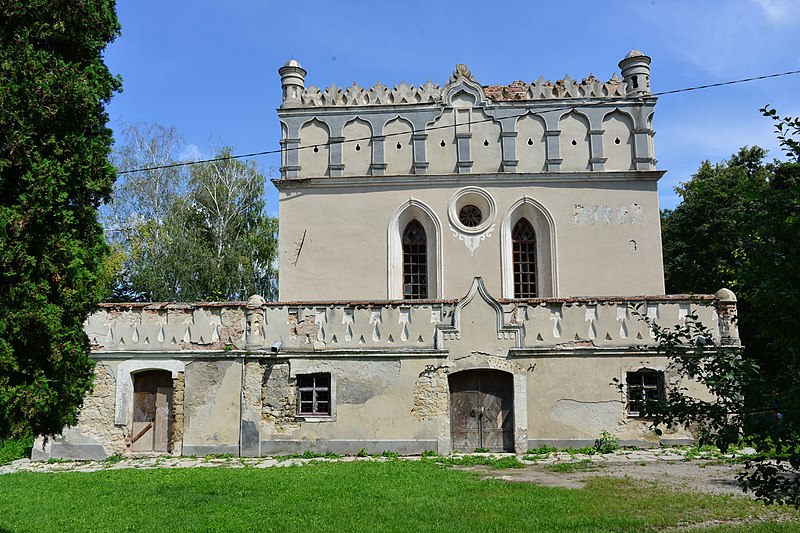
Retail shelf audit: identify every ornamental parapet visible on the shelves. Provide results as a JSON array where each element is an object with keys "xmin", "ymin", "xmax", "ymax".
[
  {"xmin": 280, "ymin": 51, "xmax": 651, "ymax": 109},
  {"xmin": 277, "ymin": 51, "xmax": 657, "ymax": 179},
  {"xmin": 85, "ymin": 290, "xmax": 738, "ymax": 355}
]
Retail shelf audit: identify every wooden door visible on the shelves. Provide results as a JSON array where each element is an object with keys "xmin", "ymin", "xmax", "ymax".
[
  {"xmin": 449, "ymin": 370, "xmax": 514, "ymax": 452},
  {"xmin": 131, "ymin": 370, "xmax": 173, "ymax": 453}
]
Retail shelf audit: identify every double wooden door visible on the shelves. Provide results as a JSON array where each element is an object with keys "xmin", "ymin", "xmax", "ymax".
[{"xmin": 449, "ymin": 370, "xmax": 514, "ymax": 452}]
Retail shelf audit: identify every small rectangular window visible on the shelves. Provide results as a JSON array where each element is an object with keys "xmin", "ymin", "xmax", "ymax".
[
  {"xmin": 626, "ymin": 370, "xmax": 665, "ymax": 417},
  {"xmin": 297, "ymin": 374, "xmax": 331, "ymax": 416}
]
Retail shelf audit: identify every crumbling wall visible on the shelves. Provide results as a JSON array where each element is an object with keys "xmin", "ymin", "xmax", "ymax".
[
  {"xmin": 171, "ymin": 371, "xmax": 185, "ymax": 454},
  {"xmin": 411, "ymin": 365, "xmax": 449, "ymax": 422},
  {"xmin": 78, "ymin": 363, "xmax": 125, "ymax": 452},
  {"xmin": 261, "ymin": 362, "xmax": 300, "ymax": 433}
]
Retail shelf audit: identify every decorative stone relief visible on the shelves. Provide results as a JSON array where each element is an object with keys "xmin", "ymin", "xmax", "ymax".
[
  {"xmin": 448, "ymin": 187, "xmax": 497, "ymax": 255},
  {"xmin": 572, "ymin": 203, "xmax": 644, "ymax": 225},
  {"xmin": 450, "ymin": 224, "xmax": 495, "ymax": 256}
]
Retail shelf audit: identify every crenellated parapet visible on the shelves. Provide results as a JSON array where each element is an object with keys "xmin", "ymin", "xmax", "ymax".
[
  {"xmin": 276, "ymin": 51, "xmax": 657, "ymax": 179},
  {"xmin": 282, "ymin": 60, "xmax": 640, "ymax": 109},
  {"xmin": 84, "ymin": 290, "xmax": 738, "ymax": 356}
]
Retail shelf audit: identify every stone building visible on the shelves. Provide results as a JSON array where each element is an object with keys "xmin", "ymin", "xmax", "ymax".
[{"xmin": 35, "ymin": 51, "xmax": 739, "ymax": 460}]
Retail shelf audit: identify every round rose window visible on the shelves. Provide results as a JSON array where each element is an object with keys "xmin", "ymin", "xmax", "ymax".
[{"xmin": 458, "ymin": 205, "xmax": 483, "ymax": 227}]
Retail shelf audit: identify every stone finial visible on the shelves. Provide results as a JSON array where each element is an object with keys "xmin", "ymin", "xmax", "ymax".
[
  {"xmin": 715, "ymin": 288, "xmax": 739, "ymax": 346},
  {"xmin": 279, "ymin": 59, "xmax": 307, "ymax": 108},
  {"xmin": 714, "ymin": 288, "xmax": 737, "ymax": 303},
  {"xmin": 449, "ymin": 64, "xmax": 474, "ymax": 83},
  {"xmin": 245, "ymin": 295, "xmax": 266, "ymax": 349},
  {"xmin": 618, "ymin": 50, "xmax": 652, "ymax": 96},
  {"xmin": 247, "ymin": 294, "xmax": 266, "ymax": 308}
]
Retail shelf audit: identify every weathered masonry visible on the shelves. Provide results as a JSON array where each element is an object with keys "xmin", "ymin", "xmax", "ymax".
[{"xmin": 35, "ymin": 52, "xmax": 739, "ymax": 459}]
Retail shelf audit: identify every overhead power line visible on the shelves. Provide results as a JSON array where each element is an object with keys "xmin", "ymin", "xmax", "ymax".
[{"xmin": 118, "ymin": 69, "xmax": 800, "ymax": 175}]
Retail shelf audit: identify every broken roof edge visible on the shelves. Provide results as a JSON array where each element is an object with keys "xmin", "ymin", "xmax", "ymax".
[{"xmin": 279, "ymin": 51, "xmax": 652, "ymax": 108}]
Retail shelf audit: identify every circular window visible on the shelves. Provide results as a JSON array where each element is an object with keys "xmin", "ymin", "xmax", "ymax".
[
  {"xmin": 458, "ymin": 205, "xmax": 482, "ymax": 227},
  {"xmin": 448, "ymin": 187, "xmax": 496, "ymax": 234}
]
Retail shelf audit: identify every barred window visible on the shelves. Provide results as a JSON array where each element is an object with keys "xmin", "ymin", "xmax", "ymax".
[
  {"xmin": 512, "ymin": 218, "xmax": 537, "ymax": 298},
  {"xmin": 297, "ymin": 374, "xmax": 331, "ymax": 416},
  {"xmin": 403, "ymin": 220, "xmax": 428, "ymax": 299},
  {"xmin": 626, "ymin": 370, "xmax": 665, "ymax": 417}
]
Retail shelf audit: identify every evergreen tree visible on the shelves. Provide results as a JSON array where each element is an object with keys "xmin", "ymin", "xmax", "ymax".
[{"xmin": 0, "ymin": 1, "xmax": 121, "ymax": 438}]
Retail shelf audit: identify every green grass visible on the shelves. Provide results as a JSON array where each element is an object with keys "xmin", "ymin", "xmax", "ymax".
[
  {"xmin": 546, "ymin": 459, "xmax": 603, "ymax": 473},
  {"xmin": 0, "ymin": 461, "xmax": 796, "ymax": 532},
  {"xmin": 425, "ymin": 454, "xmax": 524, "ymax": 469}
]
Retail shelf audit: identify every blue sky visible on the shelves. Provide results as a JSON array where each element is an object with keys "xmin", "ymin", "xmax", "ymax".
[{"xmin": 105, "ymin": 0, "xmax": 800, "ymax": 214}]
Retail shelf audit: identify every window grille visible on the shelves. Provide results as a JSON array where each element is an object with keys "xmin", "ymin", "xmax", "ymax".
[
  {"xmin": 626, "ymin": 370, "xmax": 665, "ymax": 417},
  {"xmin": 297, "ymin": 374, "xmax": 331, "ymax": 416},
  {"xmin": 512, "ymin": 218, "xmax": 537, "ymax": 298},
  {"xmin": 458, "ymin": 205, "xmax": 483, "ymax": 227},
  {"xmin": 403, "ymin": 220, "xmax": 428, "ymax": 299}
]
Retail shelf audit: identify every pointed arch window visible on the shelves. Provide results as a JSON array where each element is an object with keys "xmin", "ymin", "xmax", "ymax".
[
  {"xmin": 402, "ymin": 220, "xmax": 428, "ymax": 299},
  {"xmin": 512, "ymin": 218, "xmax": 537, "ymax": 298}
]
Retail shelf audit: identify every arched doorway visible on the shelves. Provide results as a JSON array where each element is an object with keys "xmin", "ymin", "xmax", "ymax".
[
  {"xmin": 131, "ymin": 370, "xmax": 173, "ymax": 453},
  {"xmin": 449, "ymin": 370, "xmax": 514, "ymax": 452}
]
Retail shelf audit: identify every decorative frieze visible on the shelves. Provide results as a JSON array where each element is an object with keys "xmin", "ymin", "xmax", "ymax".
[
  {"xmin": 85, "ymin": 292, "xmax": 737, "ymax": 355},
  {"xmin": 295, "ymin": 72, "xmax": 630, "ymax": 109}
]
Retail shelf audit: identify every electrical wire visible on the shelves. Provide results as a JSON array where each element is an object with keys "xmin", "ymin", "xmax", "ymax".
[{"xmin": 117, "ymin": 69, "xmax": 800, "ymax": 175}]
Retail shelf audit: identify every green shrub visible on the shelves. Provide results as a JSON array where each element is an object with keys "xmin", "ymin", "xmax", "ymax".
[
  {"xmin": 595, "ymin": 430, "xmax": 620, "ymax": 454},
  {"xmin": 0, "ymin": 433, "xmax": 34, "ymax": 464}
]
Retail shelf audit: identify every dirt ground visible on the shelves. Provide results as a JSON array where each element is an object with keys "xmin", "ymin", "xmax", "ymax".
[{"xmin": 474, "ymin": 461, "xmax": 748, "ymax": 497}]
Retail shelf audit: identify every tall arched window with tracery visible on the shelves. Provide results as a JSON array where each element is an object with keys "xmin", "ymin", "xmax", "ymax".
[
  {"xmin": 402, "ymin": 220, "xmax": 428, "ymax": 299},
  {"xmin": 512, "ymin": 218, "xmax": 537, "ymax": 298}
]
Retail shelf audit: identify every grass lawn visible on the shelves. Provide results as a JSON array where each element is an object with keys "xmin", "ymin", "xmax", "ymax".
[{"xmin": 0, "ymin": 460, "xmax": 797, "ymax": 532}]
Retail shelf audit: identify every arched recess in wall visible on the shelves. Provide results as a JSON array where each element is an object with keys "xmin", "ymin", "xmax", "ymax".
[
  {"xmin": 114, "ymin": 359, "xmax": 185, "ymax": 426},
  {"xmin": 342, "ymin": 117, "xmax": 373, "ymax": 176},
  {"xmin": 298, "ymin": 118, "xmax": 330, "ymax": 177},
  {"xmin": 646, "ymin": 111, "xmax": 655, "ymax": 166},
  {"xmin": 280, "ymin": 121, "xmax": 288, "ymax": 172},
  {"xmin": 500, "ymin": 197, "xmax": 557, "ymax": 298},
  {"xmin": 516, "ymin": 113, "xmax": 547, "ymax": 172},
  {"xmin": 558, "ymin": 111, "xmax": 591, "ymax": 171},
  {"xmin": 387, "ymin": 199, "xmax": 443, "ymax": 299},
  {"xmin": 471, "ymin": 109, "xmax": 502, "ymax": 174},
  {"xmin": 426, "ymin": 110, "xmax": 457, "ymax": 175},
  {"xmin": 384, "ymin": 116, "xmax": 414, "ymax": 176},
  {"xmin": 602, "ymin": 110, "xmax": 635, "ymax": 171}
]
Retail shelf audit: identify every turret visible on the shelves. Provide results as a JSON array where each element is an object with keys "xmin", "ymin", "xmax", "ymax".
[
  {"xmin": 618, "ymin": 50, "xmax": 651, "ymax": 96},
  {"xmin": 279, "ymin": 59, "xmax": 307, "ymax": 108}
]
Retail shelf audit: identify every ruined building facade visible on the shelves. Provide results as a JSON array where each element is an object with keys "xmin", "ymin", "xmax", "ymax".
[{"xmin": 35, "ymin": 52, "xmax": 739, "ymax": 459}]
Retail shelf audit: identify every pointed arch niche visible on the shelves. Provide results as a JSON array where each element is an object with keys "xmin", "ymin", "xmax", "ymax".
[
  {"xmin": 558, "ymin": 111, "xmax": 591, "ymax": 171},
  {"xmin": 384, "ymin": 117, "xmax": 414, "ymax": 175},
  {"xmin": 602, "ymin": 110, "xmax": 635, "ymax": 171},
  {"xmin": 298, "ymin": 118, "xmax": 330, "ymax": 177},
  {"xmin": 342, "ymin": 117, "xmax": 373, "ymax": 176},
  {"xmin": 500, "ymin": 197, "xmax": 557, "ymax": 298},
  {"xmin": 387, "ymin": 199, "xmax": 443, "ymax": 299},
  {"xmin": 515, "ymin": 113, "xmax": 547, "ymax": 173}
]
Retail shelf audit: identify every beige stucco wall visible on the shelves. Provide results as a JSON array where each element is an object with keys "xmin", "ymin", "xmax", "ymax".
[{"xmin": 278, "ymin": 177, "xmax": 665, "ymax": 301}]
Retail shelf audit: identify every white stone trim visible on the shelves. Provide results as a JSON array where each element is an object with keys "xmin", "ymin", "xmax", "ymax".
[
  {"xmin": 500, "ymin": 197, "xmax": 558, "ymax": 298},
  {"xmin": 387, "ymin": 198, "xmax": 443, "ymax": 299},
  {"xmin": 114, "ymin": 359, "xmax": 185, "ymax": 426}
]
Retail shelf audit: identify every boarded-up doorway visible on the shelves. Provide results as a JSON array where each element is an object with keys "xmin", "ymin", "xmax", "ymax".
[
  {"xmin": 449, "ymin": 370, "xmax": 514, "ymax": 452},
  {"xmin": 131, "ymin": 370, "xmax": 173, "ymax": 453}
]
